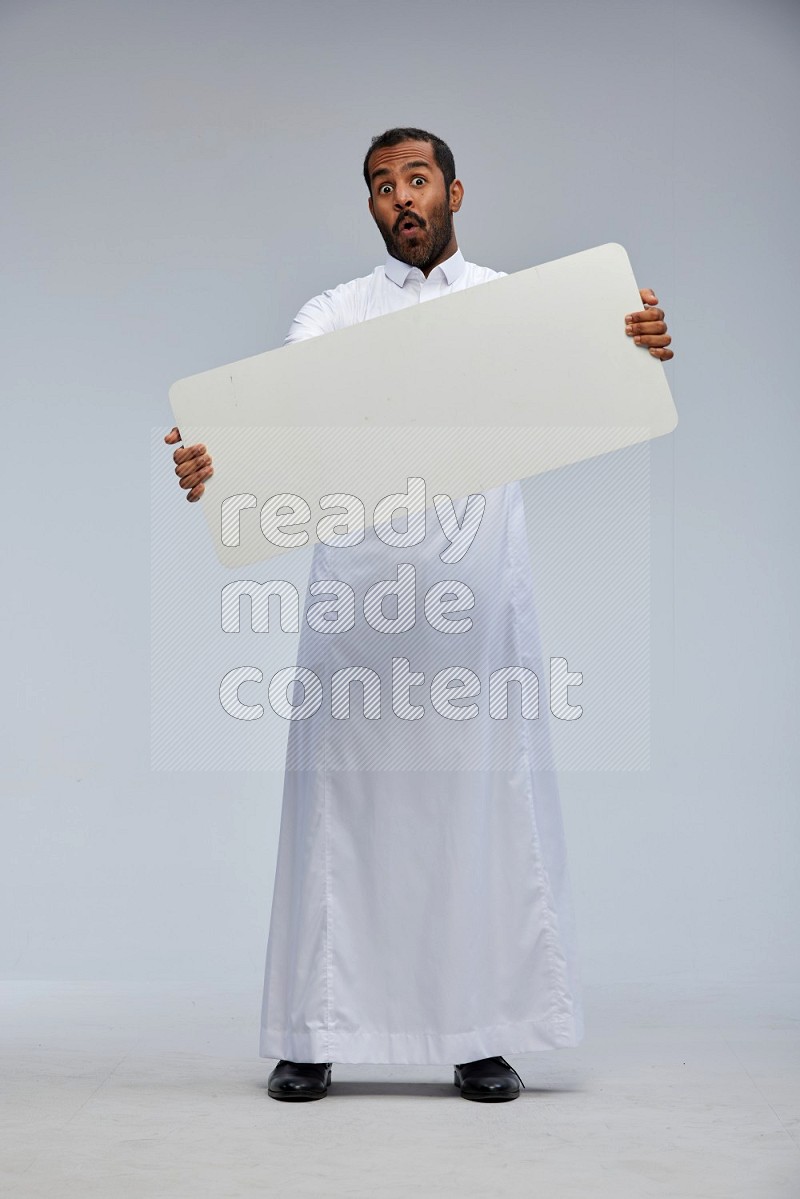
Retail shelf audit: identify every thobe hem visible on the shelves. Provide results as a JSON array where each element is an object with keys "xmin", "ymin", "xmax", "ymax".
[{"xmin": 259, "ymin": 1006, "xmax": 584, "ymax": 1066}]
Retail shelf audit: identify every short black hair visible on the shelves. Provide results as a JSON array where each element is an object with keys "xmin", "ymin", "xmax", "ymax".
[{"xmin": 363, "ymin": 127, "xmax": 456, "ymax": 195}]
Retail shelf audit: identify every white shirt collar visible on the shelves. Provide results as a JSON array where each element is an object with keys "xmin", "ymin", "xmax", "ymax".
[{"xmin": 384, "ymin": 247, "xmax": 466, "ymax": 287}]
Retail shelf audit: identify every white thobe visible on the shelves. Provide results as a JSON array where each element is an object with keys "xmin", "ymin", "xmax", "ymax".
[{"xmin": 259, "ymin": 248, "xmax": 584, "ymax": 1065}]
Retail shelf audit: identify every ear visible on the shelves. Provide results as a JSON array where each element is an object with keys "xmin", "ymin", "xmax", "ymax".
[
  {"xmin": 368, "ymin": 195, "xmax": 374, "ymax": 218},
  {"xmin": 449, "ymin": 179, "xmax": 464, "ymax": 213}
]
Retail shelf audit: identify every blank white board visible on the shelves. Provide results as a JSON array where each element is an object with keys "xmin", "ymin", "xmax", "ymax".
[{"xmin": 168, "ymin": 242, "xmax": 676, "ymax": 567}]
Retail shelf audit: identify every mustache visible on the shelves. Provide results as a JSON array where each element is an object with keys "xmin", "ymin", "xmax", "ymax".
[{"xmin": 393, "ymin": 212, "xmax": 426, "ymax": 234}]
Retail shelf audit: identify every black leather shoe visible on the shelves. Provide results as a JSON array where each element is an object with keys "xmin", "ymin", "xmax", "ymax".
[
  {"xmin": 453, "ymin": 1055, "xmax": 526, "ymax": 1102},
  {"xmin": 267, "ymin": 1059, "xmax": 332, "ymax": 1101}
]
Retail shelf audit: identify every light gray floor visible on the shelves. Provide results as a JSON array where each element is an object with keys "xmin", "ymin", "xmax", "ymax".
[{"xmin": 1, "ymin": 979, "xmax": 798, "ymax": 1198}]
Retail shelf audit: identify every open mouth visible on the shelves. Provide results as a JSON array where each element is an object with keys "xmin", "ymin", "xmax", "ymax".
[{"xmin": 398, "ymin": 217, "xmax": 422, "ymax": 236}]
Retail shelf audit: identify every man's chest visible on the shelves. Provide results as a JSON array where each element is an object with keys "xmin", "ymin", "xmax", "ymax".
[{"xmin": 341, "ymin": 274, "xmax": 472, "ymax": 328}]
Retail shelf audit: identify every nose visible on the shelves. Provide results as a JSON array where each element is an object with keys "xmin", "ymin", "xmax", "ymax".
[{"xmin": 393, "ymin": 193, "xmax": 414, "ymax": 211}]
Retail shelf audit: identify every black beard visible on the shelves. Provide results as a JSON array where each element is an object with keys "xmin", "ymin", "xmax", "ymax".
[{"xmin": 379, "ymin": 196, "xmax": 453, "ymax": 271}]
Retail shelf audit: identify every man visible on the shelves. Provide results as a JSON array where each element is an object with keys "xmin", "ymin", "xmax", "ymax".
[{"xmin": 165, "ymin": 126, "xmax": 673, "ymax": 1103}]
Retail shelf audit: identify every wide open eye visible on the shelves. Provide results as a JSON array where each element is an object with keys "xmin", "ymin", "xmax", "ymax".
[
  {"xmin": 379, "ymin": 184, "xmax": 393, "ymax": 195},
  {"xmin": 412, "ymin": 176, "xmax": 426, "ymax": 186}
]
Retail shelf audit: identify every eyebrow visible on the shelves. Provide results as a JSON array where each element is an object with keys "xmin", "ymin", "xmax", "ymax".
[{"xmin": 370, "ymin": 159, "xmax": 432, "ymax": 182}]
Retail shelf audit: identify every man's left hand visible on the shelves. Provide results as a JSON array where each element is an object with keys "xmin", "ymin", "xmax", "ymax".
[{"xmin": 625, "ymin": 289, "xmax": 673, "ymax": 361}]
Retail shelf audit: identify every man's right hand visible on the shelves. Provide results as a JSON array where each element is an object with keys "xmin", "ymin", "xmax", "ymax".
[{"xmin": 164, "ymin": 427, "xmax": 214, "ymax": 502}]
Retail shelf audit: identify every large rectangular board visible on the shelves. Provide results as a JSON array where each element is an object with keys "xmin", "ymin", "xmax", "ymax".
[{"xmin": 168, "ymin": 242, "xmax": 676, "ymax": 567}]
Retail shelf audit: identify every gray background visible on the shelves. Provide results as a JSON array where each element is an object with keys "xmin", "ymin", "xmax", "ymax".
[{"xmin": 2, "ymin": 0, "xmax": 797, "ymax": 1001}]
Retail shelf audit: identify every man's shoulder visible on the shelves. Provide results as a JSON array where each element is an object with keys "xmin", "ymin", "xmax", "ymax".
[
  {"xmin": 284, "ymin": 268, "xmax": 382, "ymax": 342},
  {"xmin": 461, "ymin": 260, "xmax": 507, "ymax": 283},
  {"xmin": 315, "ymin": 265, "xmax": 385, "ymax": 301}
]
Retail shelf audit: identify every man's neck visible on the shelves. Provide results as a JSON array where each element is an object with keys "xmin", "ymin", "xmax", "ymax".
[{"xmin": 419, "ymin": 234, "xmax": 459, "ymax": 278}]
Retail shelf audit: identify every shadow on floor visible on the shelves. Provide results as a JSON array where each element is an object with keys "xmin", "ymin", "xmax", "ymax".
[{"xmin": 256, "ymin": 1079, "xmax": 585, "ymax": 1099}]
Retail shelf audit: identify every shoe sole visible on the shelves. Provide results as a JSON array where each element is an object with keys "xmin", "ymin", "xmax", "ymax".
[
  {"xmin": 457, "ymin": 1091, "xmax": 519, "ymax": 1101},
  {"xmin": 453, "ymin": 1072, "xmax": 519, "ymax": 1101}
]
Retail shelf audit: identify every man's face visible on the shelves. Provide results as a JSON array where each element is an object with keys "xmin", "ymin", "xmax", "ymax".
[{"xmin": 366, "ymin": 139, "xmax": 462, "ymax": 270}]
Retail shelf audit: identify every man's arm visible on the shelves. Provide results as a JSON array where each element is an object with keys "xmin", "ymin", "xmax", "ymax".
[{"xmin": 165, "ymin": 287, "xmax": 341, "ymax": 500}]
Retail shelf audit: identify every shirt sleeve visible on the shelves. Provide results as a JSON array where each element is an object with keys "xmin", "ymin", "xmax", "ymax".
[{"xmin": 284, "ymin": 290, "xmax": 341, "ymax": 345}]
